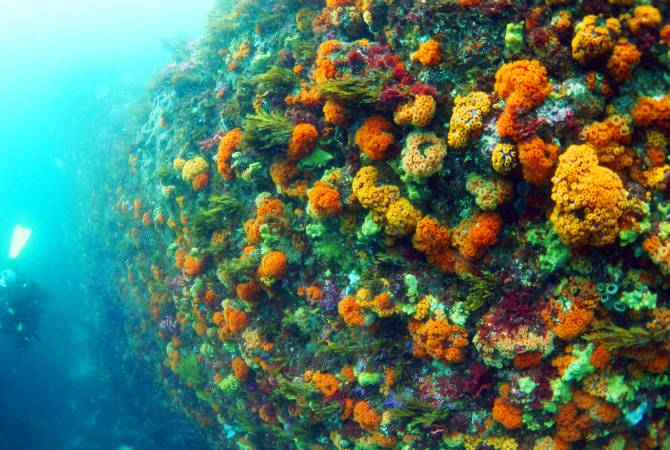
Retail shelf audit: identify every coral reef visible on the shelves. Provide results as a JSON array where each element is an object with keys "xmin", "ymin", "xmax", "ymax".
[{"xmin": 106, "ymin": 0, "xmax": 670, "ymax": 449}]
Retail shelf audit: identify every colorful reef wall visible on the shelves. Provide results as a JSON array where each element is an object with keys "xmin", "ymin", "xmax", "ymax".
[{"xmin": 106, "ymin": 0, "xmax": 670, "ymax": 448}]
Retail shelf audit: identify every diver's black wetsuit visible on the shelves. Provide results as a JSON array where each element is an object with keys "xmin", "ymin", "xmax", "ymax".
[{"xmin": 0, "ymin": 273, "xmax": 44, "ymax": 350}]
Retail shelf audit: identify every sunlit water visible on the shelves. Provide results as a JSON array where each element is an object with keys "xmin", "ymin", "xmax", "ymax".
[{"xmin": 0, "ymin": 1, "xmax": 215, "ymax": 448}]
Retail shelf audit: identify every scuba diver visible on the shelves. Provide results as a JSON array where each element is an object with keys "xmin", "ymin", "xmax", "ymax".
[{"xmin": 0, "ymin": 269, "xmax": 45, "ymax": 350}]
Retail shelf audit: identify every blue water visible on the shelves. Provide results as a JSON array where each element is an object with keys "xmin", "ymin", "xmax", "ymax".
[{"xmin": 0, "ymin": 2, "xmax": 215, "ymax": 448}]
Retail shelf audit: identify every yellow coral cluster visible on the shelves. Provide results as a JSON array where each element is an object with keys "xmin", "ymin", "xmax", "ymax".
[
  {"xmin": 447, "ymin": 91, "xmax": 491, "ymax": 149},
  {"xmin": 400, "ymin": 131, "xmax": 447, "ymax": 178},
  {"xmin": 394, "ymin": 94, "xmax": 436, "ymax": 127},
  {"xmin": 579, "ymin": 114, "xmax": 633, "ymax": 169},
  {"xmin": 181, "ymin": 156, "xmax": 209, "ymax": 182},
  {"xmin": 606, "ymin": 39, "xmax": 641, "ymax": 82},
  {"xmin": 465, "ymin": 174, "xmax": 513, "ymax": 211},
  {"xmin": 550, "ymin": 144, "xmax": 627, "ymax": 246},
  {"xmin": 571, "ymin": 15, "xmax": 618, "ymax": 65},
  {"xmin": 491, "ymin": 143, "xmax": 519, "ymax": 175},
  {"xmin": 410, "ymin": 318, "xmax": 468, "ymax": 363},
  {"xmin": 352, "ymin": 166, "xmax": 422, "ymax": 237},
  {"xmin": 355, "ymin": 288, "xmax": 397, "ymax": 318}
]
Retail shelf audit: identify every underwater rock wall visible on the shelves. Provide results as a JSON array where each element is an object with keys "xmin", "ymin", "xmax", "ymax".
[{"xmin": 111, "ymin": 0, "xmax": 670, "ymax": 448}]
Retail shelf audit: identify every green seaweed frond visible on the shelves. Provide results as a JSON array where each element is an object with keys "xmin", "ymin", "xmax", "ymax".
[
  {"xmin": 389, "ymin": 397, "xmax": 450, "ymax": 428},
  {"xmin": 242, "ymin": 110, "xmax": 294, "ymax": 150},
  {"xmin": 317, "ymin": 76, "xmax": 380, "ymax": 105},
  {"xmin": 274, "ymin": 375, "xmax": 319, "ymax": 403},
  {"xmin": 174, "ymin": 353, "xmax": 205, "ymax": 386},
  {"xmin": 250, "ymin": 66, "xmax": 299, "ymax": 97},
  {"xmin": 189, "ymin": 194, "xmax": 242, "ymax": 237},
  {"xmin": 316, "ymin": 339, "xmax": 382, "ymax": 356},
  {"xmin": 584, "ymin": 323, "xmax": 670, "ymax": 350},
  {"xmin": 460, "ymin": 272, "xmax": 497, "ymax": 312}
]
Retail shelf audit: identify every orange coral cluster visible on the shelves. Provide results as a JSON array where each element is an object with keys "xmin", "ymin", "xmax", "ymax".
[
  {"xmin": 257, "ymin": 251, "xmax": 288, "ymax": 280},
  {"xmin": 287, "ymin": 123, "xmax": 319, "ymax": 161},
  {"xmin": 517, "ymin": 137, "xmax": 558, "ymax": 185},
  {"xmin": 642, "ymin": 235, "xmax": 670, "ymax": 276},
  {"xmin": 216, "ymin": 128, "xmax": 242, "ymax": 180},
  {"xmin": 555, "ymin": 401, "xmax": 593, "ymax": 443},
  {"xmin": 411, "ymin": 39, "xmax": 441, "ymax": 66},
  {"xmin": 542, "ymin": 278, "xmax": 598, "ymax": 340},
  {"xmin": 354, "ymin": 116, "xmax": 395, "ymax": 160},
  {"xmin": 353, "ymin": 400, "xmax": 382, "ymax": 430},
  {"xmin": 323, "ymin": 99, "xmax": 349, "ymax": 126},
  {"xmin": 452, "ymin": 212, "xmax": 503, "ymax": 260},
  {"xmin": 311, "ymin": 372, "xmax": 340, "ymax": 397},
  {"xmin": 393, "ymin": 94, "xmax": 436, "ymax": 127},
  {"xmin": 231, "ymin": 356, "xmax": 249, "ymax": 381},
  {"xmin": 492, "ymin": 396, "xmax": 523, "ymax": 430},
  {"xmin": 494, "ymin": 60, "xmax": 551, "ymax": 141},
  {"xmin": 579, "ymin": 114, "xmax": 633, "ymax": 169},
  {"xmin": 244, "ymin": 198, "xmax": 286, "ymax": 244},
  {"xmin": 631, "ymin": 94, "xmax": 670, "ymax": 129},
  {"xmin": 218, "ymin": 306, "xmax": 249, "ymax": 338},
  {"xmin": 313, "ymin": 40, "xmax": 342, "ymax": 83},
  {"xmin": 572, "ymin": 15, "xmax": 618, "ymax": 63},
  {"xmin": 410, "ymin": 318, "xmax": 468, "ymax": 363},
  {"xmin": 338, "ymin": 295, "xmax": 366, "ymax": 327},
  {"xmin": 550, "ymin": 144, "xmax": 627, "ymax": 246},
  {"xmin": 628, "ymin": 5, "xmax": 662, "ymax": 35},
  {"xmin": 607, "ymin": 40, "xmax": 641, "ymax": 82},
  {"xmin": 307, "ymin": 181, "xmax": 343, "ymax": 217}
]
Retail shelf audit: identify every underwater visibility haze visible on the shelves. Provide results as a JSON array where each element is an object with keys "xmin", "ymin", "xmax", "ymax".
[{"xmin": 3, "ymin": 0, "xmax": 670, "ymax": 449}]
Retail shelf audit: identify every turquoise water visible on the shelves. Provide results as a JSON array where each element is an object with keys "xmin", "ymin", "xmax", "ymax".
[{"xmin": 0, "ymin": 2, "xmax": 213, "ymax": 448}]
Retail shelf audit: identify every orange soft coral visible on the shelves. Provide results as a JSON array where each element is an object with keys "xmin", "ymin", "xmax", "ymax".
[
  {"xmin": 631, "ymin": 94, "xmax": 670, "ymax": 129},
  {"xmin": 287, "ymin": 123, "xmax": 319, "ymax": 161},
  {"xmin": 411, "ymin": 318, "xmax": 468, "ymax": 363},
  {"xmin": 579, "ymin": 114, "xmax": 633, "ymax": 169},
  {"xmin": 550, "ymin": 144, "xmax": 627, "ymax": 246},
  {"xmin": 338, "ymin": 295, "xmax": 366, "ymax": 327},
  {"xmin": 412, "ymin": 216, "xmax": 451, "ymax": 257},
  {"xmin": 313, "ymin": 40, "xmax": 342, "ymax": 83},
  {"xmin": 258, "ymin": 251, "xmax": 288, "ymax": 279},
  {"xmin": 411, "ymin": 39, "xmax": 441, "ymax": 66},
  {"xmin": 555, "ymin": 402, "xmax": 592, "ymax": 443},
  {"xmin": 512, "ymin": 351, "xmax": 543, "ymax": 369},
  {"xmin": 452, "ymin": 212, "xmax": 503, "ymax": 260},
  {"xmin": 183, "ymin": 254, "xmax": 204, "ymax": 276},
  {"xmin": 311, "ymin": 372, "xmax": 340, "ymax": 397},
  {"xmin": 517, "ymin": 137, "xmax": 558, "ymax": 185},
  {"xmin": 307, "ymin": 181, "xmax": 343, "ymax": 217},
  {"xmin": 236, "ymin": 281, "xmax": 263, "ymax": 302},
  {"xmin": 232, "ymin": 356, "xmax": 249, "ymax": 381},
  {"xmin": 494, "ymin": 60, "xmax": 551, "ymax": 140},
  {"xmin": 495, "ymin": 60, "xmax": 551, "ymax": 110},
  {"xmin": 323, "ymin": 99, "xmax": 349, "ymax": 126},
  {"xmin": 571, "ymin": 15, "xmax": 617, "ymax": 65},
  {"xmin": 326, "ymin": 0, "xmax": 354, "ymax": 8},
  {"xmin": 492, "ymin": 397, "xmax": 523, "ymax": 430},
  {"xmin": 223, "ymin": 306, "xmax": 249, "ymax": 335},
  {"xmin": 353, "ymin": 401, "xmax": 382, "ymax": 430},
  {"xmin": 393, "ymin": 94, "xmax": 436, "ymax": 127},
  {"xmin": 606, "ymin": 40, "xmax": 641, "ymax": 82},
  {"xmin": 628, "ymin": 5, "xmax": 662, "ymax": 35},
  {"xmin": 355, "ymin": 116, "xmax": 395, "ymax": 160},
  {"xmin": 216, "ymin": 128, "xmax": 242, "ymax": 180}
]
